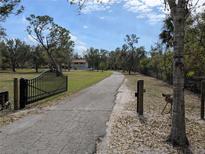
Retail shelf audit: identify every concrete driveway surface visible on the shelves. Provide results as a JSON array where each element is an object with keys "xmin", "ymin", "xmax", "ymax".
[{"xmin": 0, "ymin": 72, "xmax": 124, "ymax": 154}]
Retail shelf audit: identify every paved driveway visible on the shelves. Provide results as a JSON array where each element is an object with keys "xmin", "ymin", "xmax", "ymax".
[{"xmin": 0, "ymin": 72, "xmax": 124, "ymax": 154}]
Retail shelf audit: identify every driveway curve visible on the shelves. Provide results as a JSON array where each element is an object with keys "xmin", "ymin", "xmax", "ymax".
[{"xmin": 0, "ymin": 72, "xmax": 124, "ymax": 154}]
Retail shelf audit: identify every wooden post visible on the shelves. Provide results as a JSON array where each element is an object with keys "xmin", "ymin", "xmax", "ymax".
[
  {"xmin": 136, "ymin": 80, "xmax": 144, "ymax": 115},
  {"xmin": 201, "ymin": 80, "xmax": 205, "ymax": 120},
  {"xmin": 13, "ymin": 78, "xmax": 19, "ymax": 110},
  {"xmin": 136, "ymin": 82, "xmax": 139, "ymax": 113}
]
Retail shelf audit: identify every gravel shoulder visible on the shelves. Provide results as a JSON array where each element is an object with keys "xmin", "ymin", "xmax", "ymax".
[{"xmin": 97, "ymin": 73, "xmax": 205, "ymax": 154}]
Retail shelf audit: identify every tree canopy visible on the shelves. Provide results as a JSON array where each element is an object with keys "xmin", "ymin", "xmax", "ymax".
[{"xmin": 26, "ymin": 14, "xmax": 74, "ymax": 73}]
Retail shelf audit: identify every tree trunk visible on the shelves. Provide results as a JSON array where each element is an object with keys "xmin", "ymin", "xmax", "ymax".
[
  {"xmin": 12, "ymin": 63, "xmax": 16, "ymax": 72},
  {"xmin": 67, "ymin": 65, "xmax": 70, "ymax": 72},
  {"xmin": 46, "ymin": 49, "xmax": 61, "ymax": 73},
  {"xmin": 156, "ymin": 69, "xmax": 159, "ymax": 79},
  {"xmin": 11, "ymin": 59, "xmax": 16, "ymax": 72},
  {"xmin": 35, "ymin": 64, "xmax": 38, "ymax": 73},
  {"xmin": 167, "ymin": 7, "xmax": 188, "ymax": 147},
  {"xmin": 9, "ymin": 52, "xmax": 16, "ymax": 72},
  {"xmin": 128, "ymin": 69, "xmax": 131, "ymax": 75}
]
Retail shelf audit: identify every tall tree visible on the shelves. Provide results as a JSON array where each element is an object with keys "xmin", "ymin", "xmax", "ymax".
[
  {"xmin": 124, "ymin": 34, "xmax": 139, "ymax": 75},
  {"xmin": 31, "ymin": 45, "xmax": 46, "ymax": 73},
  {"xmin": 108, "ymin": 47, "xmax": 124, "ymax": 70},
  {"xmin": 165, "ymin": 0, "xmax": 191, "ymax": 147},
  {"xmin": 0, "ymin": 41, "xmax": 8, "ymax": 69},
  {"xmin": 26, "ymin": 14, "xmax": 74, "ymax": 73},
  {"xmin": 120, "ymin": 44, "xmax": 128, "ymax": 72},
  {"xmin": 16, "ymin": 42, "xmax": 31, "ymax": 69},
  {"xmin": 4, "ymin": 39, "xmax": 24, "ymax": 72},
  {"xmin": 99, "ymin": 49, "xmax": 108, "ymax": 71},
  {"xmin": 85, "ymin": 47, "xmax": 100, "ymax": 70},
  {"xmin": 184, "ymin": 11, "xmax": 205, "ymax": 77},
  {"xmin": 157, "ymin": 0, "xmax": 204, "ymax": 147},
  {"xmin": 150, "ymin": 48, "xmax": 162, "ymax": 79}
]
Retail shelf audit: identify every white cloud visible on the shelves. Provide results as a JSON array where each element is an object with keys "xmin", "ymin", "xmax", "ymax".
[
  {"xmin": 21, "ymin": 15, "xmax": 27, "ymax": 24},
  {"xmin": 124, "ymin": 0, "xmax": 205, "ymax": 24},
  {"xmin": 28, "ymin": 35, "xmax": 35, "ymax": 42},
  {"xmin": 108, "ymin": 10, "xmax": 113, "ymax": 13},
  {"xmin": 69, "ymin": 0, "xmax": 117, "ymax": 13},
  {"xmin": 83, "ymin": 25, "xmax": 88, "ymax": 29},
  {"xmin": 99, "ymin": 16, "xmax": 105, "ymax": 20},
  {"xmin": 123, "ymin": 0, "xmax": 165, "ymax": 24},
  {"xmin": 69, "ymin": 0, "xmax": 205, "ymax": 24},
  {"xmin": 70, "ymin": 34, "xmax": 78, "ymax": 42},
  {"xmin": 23, "ymin": 35, "xmax": 37, "ymax": 45},
  {"xmin": 70, "ymin": 34, "xmax": 88, "ymax": 55},
  {"xmin": 80, "ymin": 3, "xmax": 111, "ymax": 14},
  {"xmin": 69, "ymin": 0, "xmax": 163, "ymax": 23}
]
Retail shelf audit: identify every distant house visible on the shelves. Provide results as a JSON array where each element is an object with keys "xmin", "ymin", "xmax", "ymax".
[{"xmin": 71, "ymin": 59, "xmax": 88, "ymax": 70}]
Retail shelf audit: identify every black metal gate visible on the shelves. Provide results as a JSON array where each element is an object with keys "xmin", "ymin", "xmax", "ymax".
[{"xmin": 19, "ymin": 70, "xmax": 68, "ymax": 109}]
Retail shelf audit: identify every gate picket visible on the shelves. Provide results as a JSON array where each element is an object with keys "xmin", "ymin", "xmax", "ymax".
[{"xmin": 19, "ymin": 70, "xmax": 68, "ymax": 108}]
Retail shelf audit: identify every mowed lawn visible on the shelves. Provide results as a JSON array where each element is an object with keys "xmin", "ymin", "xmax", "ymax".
[
  {"xmin": 65, "ymin": 70, "xmax": 112, "ymax": 94},
  {"xmin": 0, "ymin": 69, "xmax": 112, "ymax": 102}
]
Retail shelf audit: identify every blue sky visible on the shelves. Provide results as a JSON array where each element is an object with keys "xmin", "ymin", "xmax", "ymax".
[{"xmin": 1, "ymin": 0, "xmax": 172, "ymax": 54}]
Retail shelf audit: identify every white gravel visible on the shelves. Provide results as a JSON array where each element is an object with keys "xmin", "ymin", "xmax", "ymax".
[{"xmin": 96, "ymin": 78, "xmax": 205, "ymax": 154}]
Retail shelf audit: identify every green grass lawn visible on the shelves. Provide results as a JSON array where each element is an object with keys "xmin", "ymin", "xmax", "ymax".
[
  {"xmin": 65, "ymin": 71, "xmax": 112, "ymax": 94},
  {"xmin": 0, "ymin": 69, "xmax": 112, "ymax": 103}
]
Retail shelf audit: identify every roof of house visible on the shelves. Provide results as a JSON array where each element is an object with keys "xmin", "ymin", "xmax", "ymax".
[{"xmin": 72, "ymin": 59, "xmax": 87, "ymax": 63}]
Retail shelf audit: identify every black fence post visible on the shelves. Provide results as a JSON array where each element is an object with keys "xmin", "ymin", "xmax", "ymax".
[
  {"xmin": 14, "ymin": 78, "xmax": 19, "ymax": 110},
  {"xmin": 19, "ymin": 78, "xmax": 28, "ymax": 109}
]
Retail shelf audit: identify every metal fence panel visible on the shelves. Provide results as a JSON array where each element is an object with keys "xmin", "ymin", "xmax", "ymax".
[{"xmin": 20, "ymin": 70, "xmax": 68, "ymax": 108}]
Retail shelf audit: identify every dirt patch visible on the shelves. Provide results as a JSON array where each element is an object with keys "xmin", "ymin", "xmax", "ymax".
[{"xmin": 97, "ymin": 73, "xmax": 205, "ymax": 154}]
